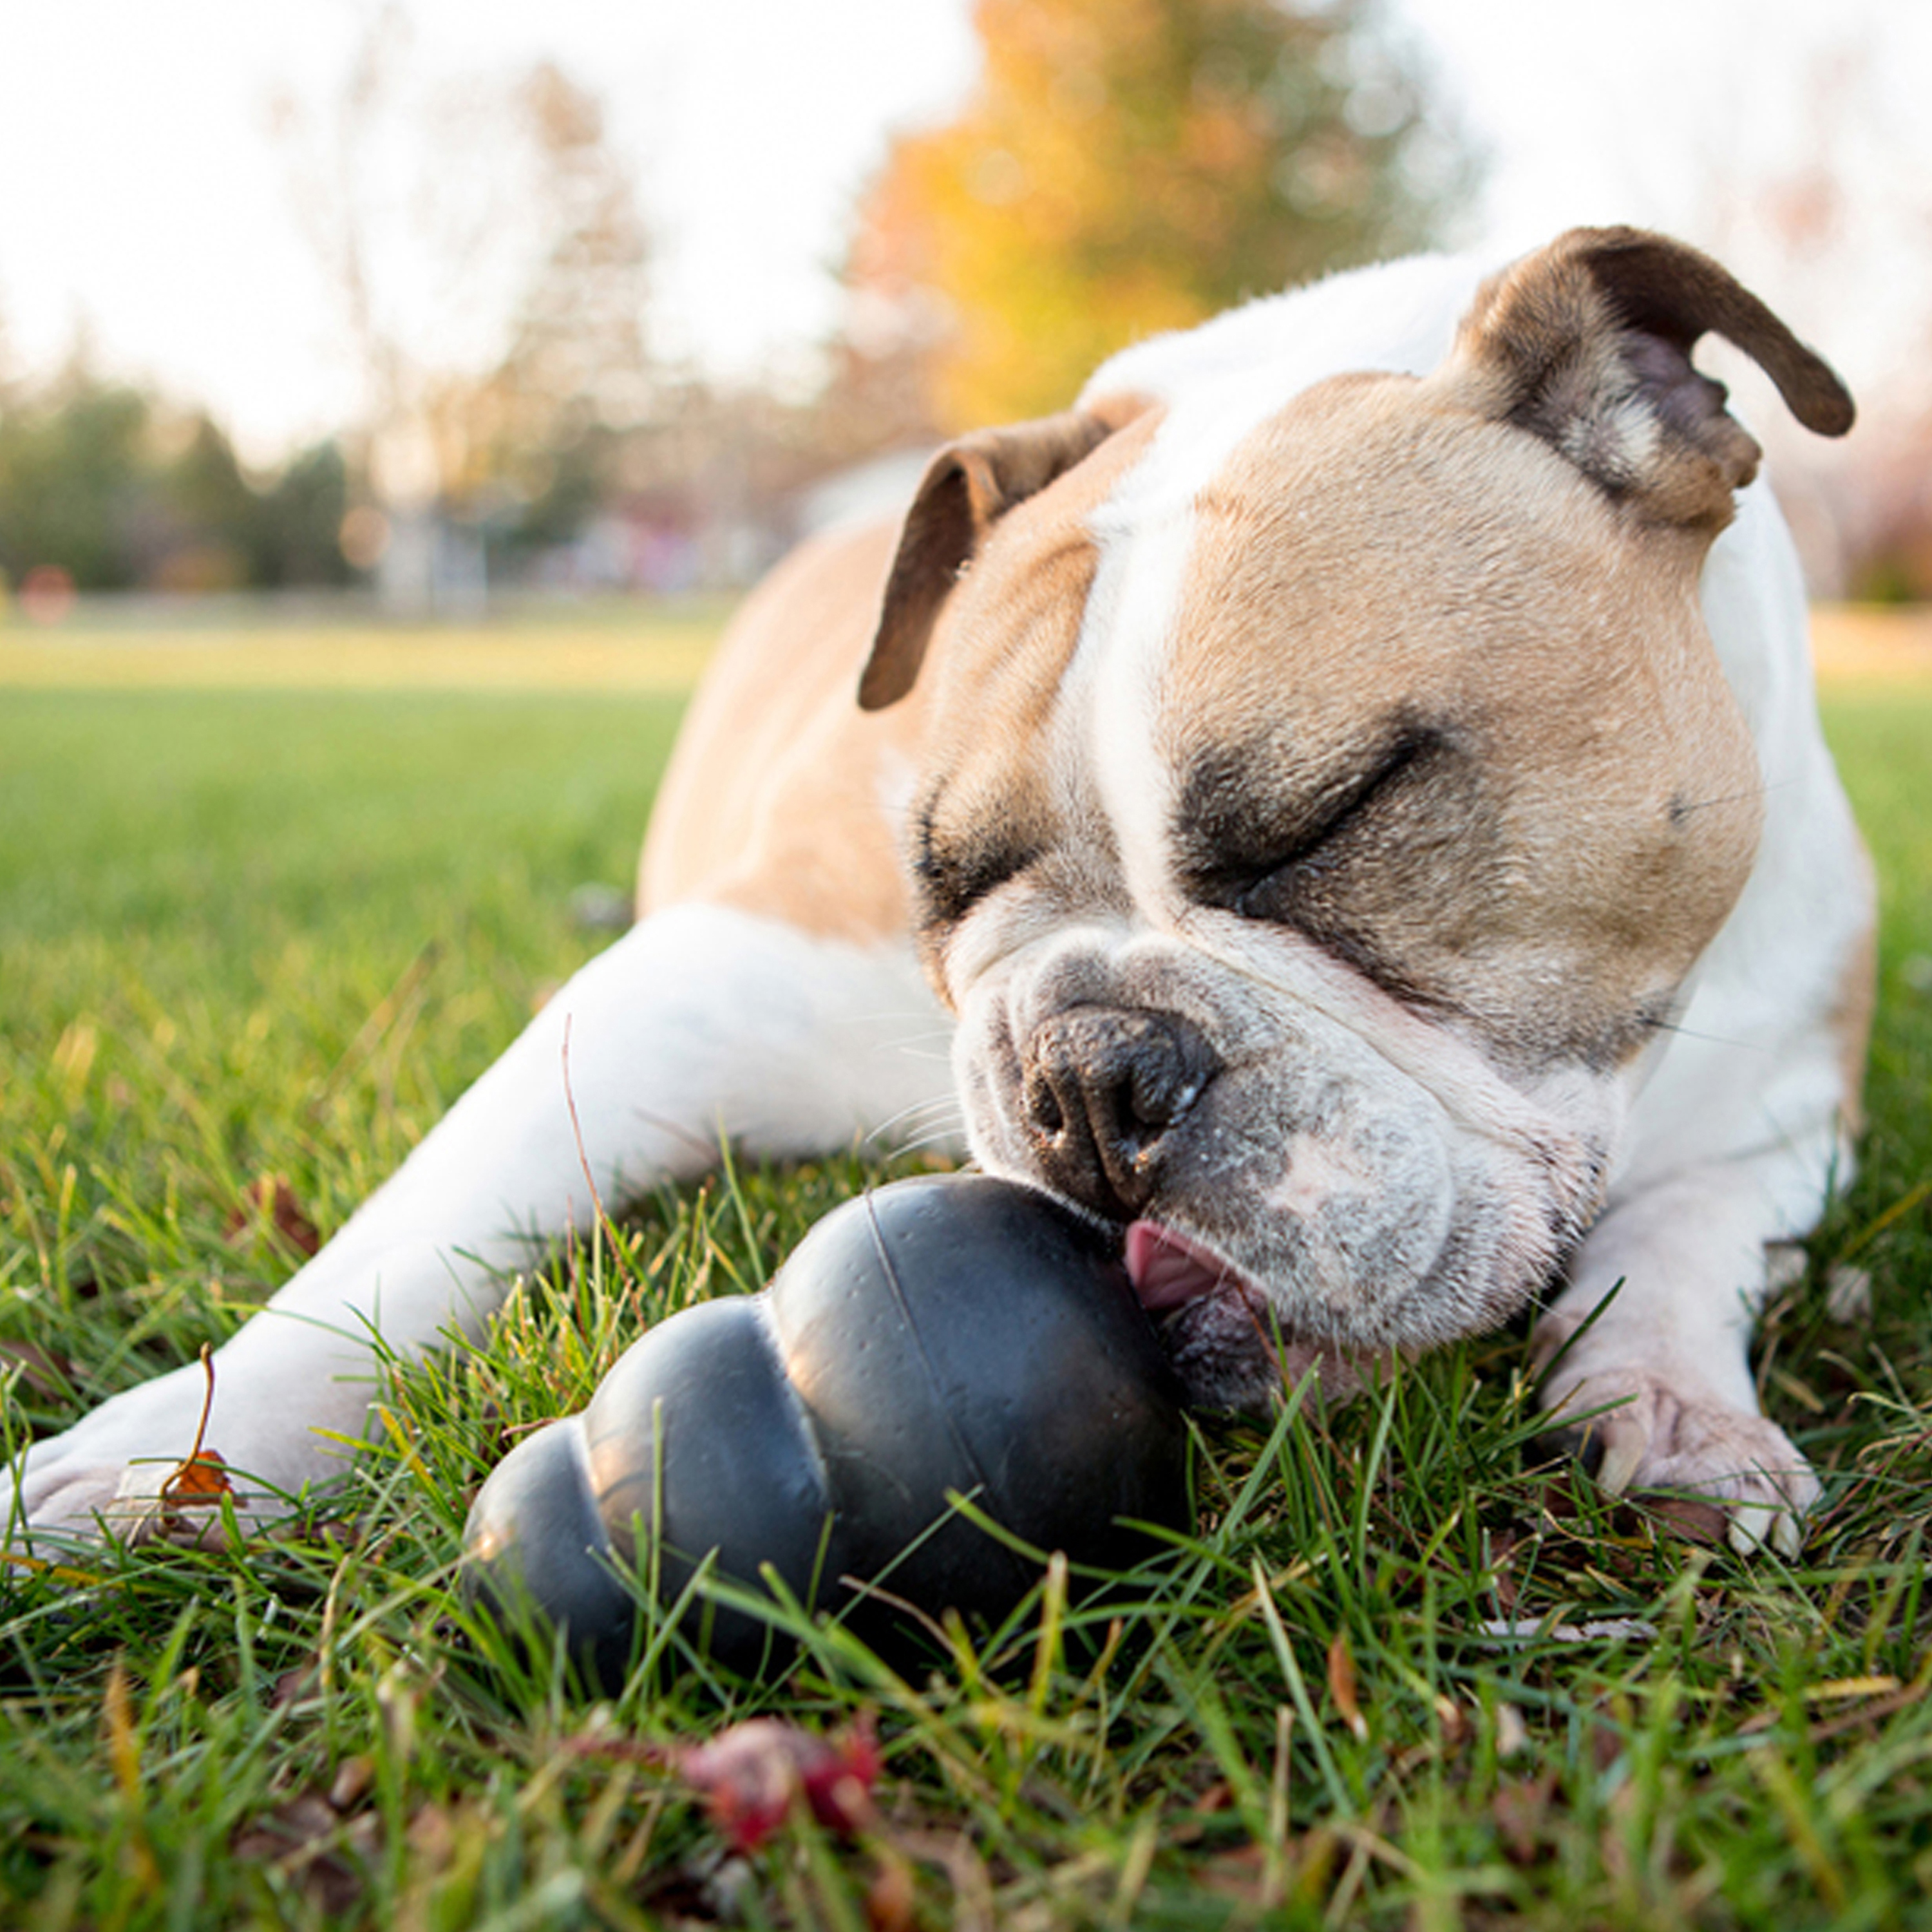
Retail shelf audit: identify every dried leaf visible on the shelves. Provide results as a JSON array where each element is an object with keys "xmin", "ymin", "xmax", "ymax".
[
  {"xmin": 1492, "ymin": 1770, "xmax": 1560, "ymax": 1865},
  {"xmin": 156, "ymin": 1347, "xmax": 234, "ymax": 1519},
  {"xmin": 224, "ymin": 1174, "xmax": 321, "ymax": 1258},
  {"xmin": 162, "ymin": 1448, "xmax": 232, "ymax": 1508},
  {"xmin": 1326, "ymin": 1631, "xmax": 1368, "ymax": 1742},
  {"xmin": 231, "ymin": 1790, "xmax": 378, "ymax": 1919},
  {"xmin": 113, "ymin": 1347, "xmax": 240, "ymax": 1547},
  {"xmin": 0, "ymin": 1340, "xmax": 74, "ymax": 1402},
  {"xmin": 865, "ymin": 1850, "xmax": 918, "ymax": 1932},
  {"xmin": 328, "ymin": 1754, "xmax": 376, "ymax": 1812}
]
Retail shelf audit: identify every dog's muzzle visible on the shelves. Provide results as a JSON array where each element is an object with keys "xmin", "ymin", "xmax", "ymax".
[{"xmin": 1020, "ymin": 1005, "xmax": 1220, "ymax": 1220}]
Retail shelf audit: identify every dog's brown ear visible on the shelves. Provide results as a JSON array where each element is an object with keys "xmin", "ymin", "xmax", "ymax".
[
  {"xmin": 1441, "ymin": 226, "xmax": 1854, "ymax": 529},
  {"xmin": 859, "ymin": 397, "xmax": 1144, "ymax": 711}
]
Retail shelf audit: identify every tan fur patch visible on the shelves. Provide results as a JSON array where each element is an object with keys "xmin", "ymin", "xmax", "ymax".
[
  {"xmin": 639, "ymin": 518, "xmax": 927, "ymax": 943},
  {"xmin": 1159, "ymin": 374, "xmax": 1764, "ymax": 1066},
  {"xmin": 643, "ymin": 406, "xmax": 1164, "ymax": 950}
]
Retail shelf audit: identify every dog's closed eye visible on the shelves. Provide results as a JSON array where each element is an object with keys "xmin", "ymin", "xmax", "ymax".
[
  {"xmin": 911, "ymin": 799, "xmax": 1042, "ymax": 926},
  {"xmin": 1183, "ymin": 723, "xmax": 1448, "ymax": 922}
]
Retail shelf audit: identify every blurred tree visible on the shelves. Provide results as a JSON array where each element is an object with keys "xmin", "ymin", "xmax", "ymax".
[
  {"xmin": 0, "ymin": 353, "xmax": 150, "ymax": 588},
  {"xmin": 846, "ymin": 0, "xmax": 1471, "ymax": 428},
  {"xmin": 249, "ymin": 442, "xmax": 352, "ymax": 589},
  {"xmin": 0, "ymin": 350, "xmax": 352, "ymax": 592},
  {"xmin": 274, "ymin": 17, "xmax": 655, "ymax": 604}
]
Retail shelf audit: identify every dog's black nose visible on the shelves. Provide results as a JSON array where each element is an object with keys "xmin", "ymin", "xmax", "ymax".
[{"xmin": 1021, "ymin": 1006, "xmax": 1218, "ymax": 1219}]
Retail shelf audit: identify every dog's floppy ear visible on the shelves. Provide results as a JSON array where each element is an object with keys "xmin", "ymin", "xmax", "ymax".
[
  {"xmin": 1441, "ymin": 225, "xmax": 1854, "ymax": 529},
  {"xmin": 859, "ymin": 397, "xmax": 1144, "ymax": 711}
]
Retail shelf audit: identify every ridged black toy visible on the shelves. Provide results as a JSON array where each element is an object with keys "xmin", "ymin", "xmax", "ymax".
[{"xmin": 461, "ymin": 1175, "xmax": 1191, "ymax": 1685}]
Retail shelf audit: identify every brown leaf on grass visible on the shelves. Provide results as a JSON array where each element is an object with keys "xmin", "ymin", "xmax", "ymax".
[
  {"xmin": 224, "ymin": 1174, "xmax": 321, "ymax": 1258},
  {"xmin": 157, "ymin": 1345, "xmax": 234, "ymax": 1517},
  {"xmin": 231, "ymin": 1790, "xmax": 379, "ymax": 1918},
  {"xmin": 328, "ymin": 1755, "xmax": 376, "ymax": 1812},
  {"xmin": 1640, "ymin": 1493, "xmax": 1730, "ymax": 1545},
  {"xmin": 884, "ymin": 1828, "xmax": 994, "ymax": 1932},
  {"xmin": 865, "ymin": 1850, "xmax": 918, "ymax": 1932},
  {"xmin": 0, "ymin": 1339, "xmax": 74, "ymax": 1402},
  {"xmin": 117, "ymin": 1346, "xmax": 240, "ymax": 1548},
  {"xmin": 1327, "ymin": 1631, "xmax": 1368, "ymax": 1741},
  {"xmin": 1492, "ymin": 1769, "xmax": 1561, "ymax": 1866},
  {"xmin": 162, "ymin": 1448, "xmax": 232, "ymax": 1509}
]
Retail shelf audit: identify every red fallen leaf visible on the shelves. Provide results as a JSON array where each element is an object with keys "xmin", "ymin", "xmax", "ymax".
[
  {"xmin": 679, "ymin": 1715, "xmax": 882, "ymax": 1854},
  {"xmin": 224, "ymin": 1175, "xmax": 321, "ymax": 1258}
]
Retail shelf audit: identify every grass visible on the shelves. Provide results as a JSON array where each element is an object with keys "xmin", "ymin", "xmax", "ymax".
[{"xmin": 0, "ymin": 630, "xmax": 1929, "ymax": 1929}]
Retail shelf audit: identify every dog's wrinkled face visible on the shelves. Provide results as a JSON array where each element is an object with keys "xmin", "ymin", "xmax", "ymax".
[{"xmin": 860, "ymin": 229, "xmax": 1853, "ymax": 1406}]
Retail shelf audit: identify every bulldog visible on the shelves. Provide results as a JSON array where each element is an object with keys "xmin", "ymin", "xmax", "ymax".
[{"xmin": 10, "ymin": 227, "xmax": 1871, "ymax": 1559}]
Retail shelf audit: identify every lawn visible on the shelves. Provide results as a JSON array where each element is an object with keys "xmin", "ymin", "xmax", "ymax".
[{"xmin": 1, "ymin": 625, "xmax": 1929, "ymax": 1929}]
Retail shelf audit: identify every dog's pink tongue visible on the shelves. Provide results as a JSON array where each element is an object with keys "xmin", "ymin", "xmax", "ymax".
[{"xmin": 1124, "ymin": 1221, "xmax": 1235, "ymax": 1312}]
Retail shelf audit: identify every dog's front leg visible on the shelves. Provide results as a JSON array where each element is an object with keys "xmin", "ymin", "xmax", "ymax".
[
  {"xmin": 1529, "ymin": 1158, "xmax": 1830, "ymax": 1556},
  {"xmin": 10, "ymin": 902, "xmax": 952, "ymax": 1544}
]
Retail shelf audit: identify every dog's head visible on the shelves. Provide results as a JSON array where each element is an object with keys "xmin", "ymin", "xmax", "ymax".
[{"xmin": 858, "ymin": 228, "xmax": 1853, "ymax": 1405}]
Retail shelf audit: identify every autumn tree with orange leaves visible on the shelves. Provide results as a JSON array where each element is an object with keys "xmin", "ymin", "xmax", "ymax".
[{"xmin": 845, "ymin": 0, "xmax": 1468, "ymax": 432}]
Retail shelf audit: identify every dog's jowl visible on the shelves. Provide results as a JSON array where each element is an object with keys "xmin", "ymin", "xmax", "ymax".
[{"xmin": 13, "ymin": 228, "xmax": 1870, "ymax": 1558}]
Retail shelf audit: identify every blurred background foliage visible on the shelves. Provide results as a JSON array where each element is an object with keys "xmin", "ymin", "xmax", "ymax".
[
  {"xmin": 5, "ymin": 0, "xmax": 1927, "ymax": 611},
  {"xmin": 848, "ymin": 0, "xmax": 1463, "ymax": 426},
  {"xmin": 0, "ymin": 354, "xmax": 350, "ymax": 595},
  {"xmin": 0, "ymin": 0, "xmax": 1464, "ymax": 609}
]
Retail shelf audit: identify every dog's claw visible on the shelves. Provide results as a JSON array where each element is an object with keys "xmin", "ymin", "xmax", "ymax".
[
  {"xmin": 1537, "ymin": 1352, "xmax": 1819, "ymax": 1557},
  {"xmin": 1592, "ymin": 1423, "xmax": 1645, "ymax": 1499},
  {"xmin": 1726, "ymin": 1501, "xmax": 1779, "ymax": 1558}
]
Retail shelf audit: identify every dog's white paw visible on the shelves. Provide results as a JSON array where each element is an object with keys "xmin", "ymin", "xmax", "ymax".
[
  {"xmin": 8, "ymin": 1353, "xmax": 356, "ymax": 1551},
  {"xmin": 1535, "ymin": 1349, "xmax": 1819, "ymax": 1557}
]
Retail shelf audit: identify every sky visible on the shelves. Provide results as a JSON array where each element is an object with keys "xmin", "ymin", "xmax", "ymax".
[{"xmin": 0, "ymin": 0, "xmax": 1926, "ymax": 466}]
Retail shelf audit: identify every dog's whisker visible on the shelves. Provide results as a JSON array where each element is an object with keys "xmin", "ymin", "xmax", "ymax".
[
  {"xmin": 1637, "ymin": 1016, "xmax": 1766, "ymax": 1052},
  {"xmin": 869, "ymin": 1119, "xmax": 969, "ymax": 1155},
  {"xmin": 868, "ymin": 1095, "xmax": 965, "ymax": 1139},
  {"xmin": 869, "ymin": 1104, "xmax": 967, "ymax": 1141},
  {"xmin": 1670, "ymin": 778, "xmax": 1786, "ymax": 816}
]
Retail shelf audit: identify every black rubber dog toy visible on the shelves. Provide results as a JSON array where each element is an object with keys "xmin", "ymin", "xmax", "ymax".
[{"xmin": 462, "ymin": 1174, "xmax": 1191, "ymax": 1684}]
